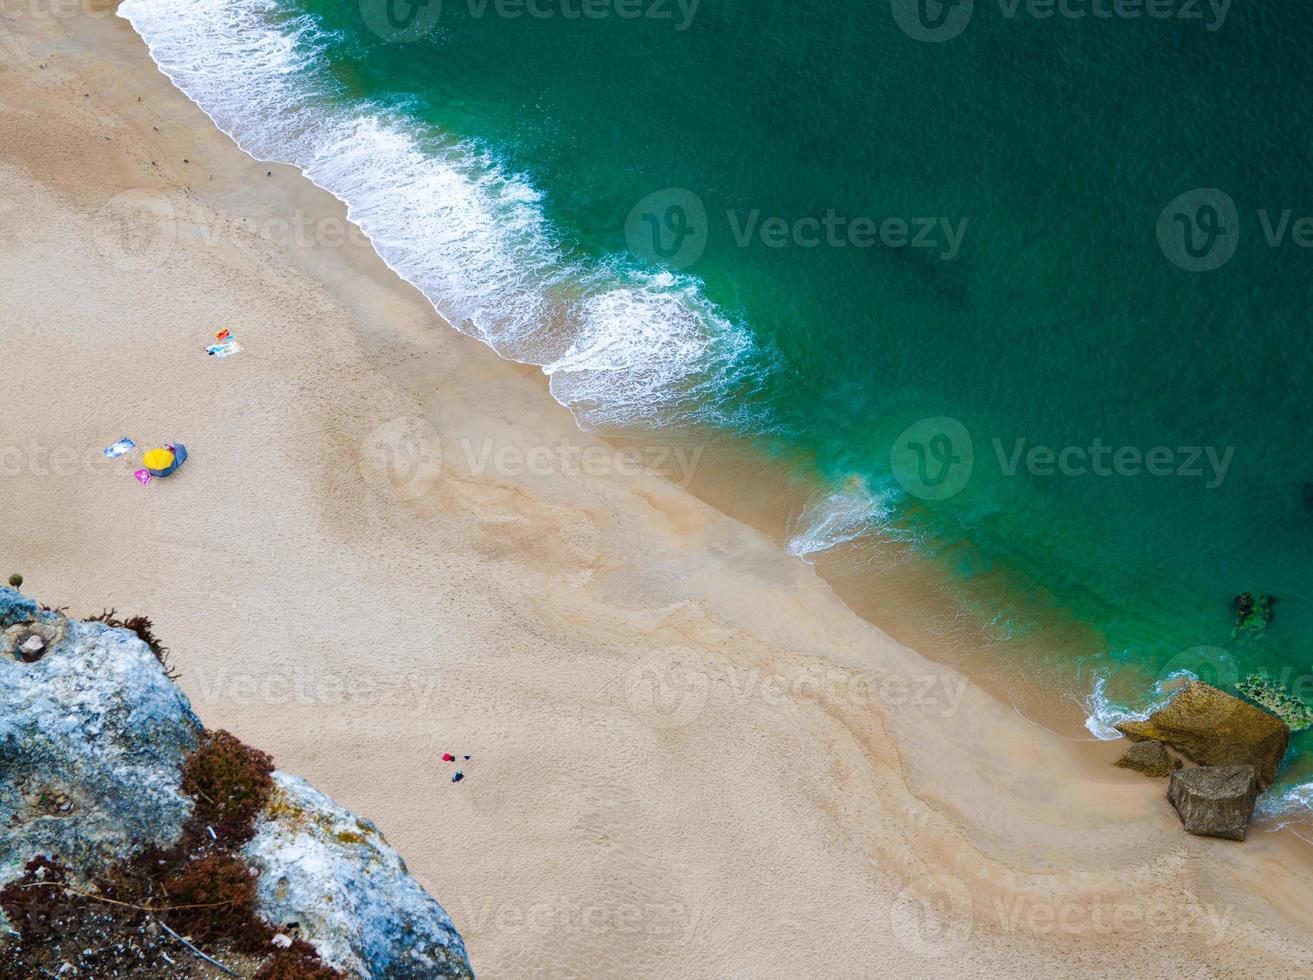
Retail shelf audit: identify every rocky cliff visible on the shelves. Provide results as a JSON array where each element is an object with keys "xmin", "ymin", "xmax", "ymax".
[{"xmin": 0, "ymin": 588, "xmax": 473, "ymax": 978}]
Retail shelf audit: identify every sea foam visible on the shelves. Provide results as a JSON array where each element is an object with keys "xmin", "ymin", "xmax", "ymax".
[
  {"xmin": 1082, "ymin": 673, "xmax": 1152, "ymax": 741},
  {"xmin": 1257, "ymin": 781, "xmax": 1313, "ymax": 827},
  {"xmin": 1080, "ymin": 669, "xmax": 1202, "ymax": 741},
  {"xmin": 785, "ymin": 479, "xmax": 898, "ymax": 558},
  {"xmin": 117, "ymin": 0, "xmax": 766, "ymax": 432}
]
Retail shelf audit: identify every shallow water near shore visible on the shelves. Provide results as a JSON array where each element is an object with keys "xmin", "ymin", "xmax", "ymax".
[{"xmin": 117, "ymin": 0, "xmax": 1313, "ymax": 804}]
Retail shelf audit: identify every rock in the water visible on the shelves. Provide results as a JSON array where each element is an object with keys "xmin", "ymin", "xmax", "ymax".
[
  {"xmin": 1115, "ymin": 680, "xmax": 1288, "ymax": 788},
  {"xmin": 1167, "ymin": 765, "xmax": 1259, "ymax": 841},
  {"xmin": 1113, "ymin": 739, "xmax": 1181, "ymax": 777},
  {"xmin": 1233, "ymin": 592, "xmax": 1272, "ymax": 638}
]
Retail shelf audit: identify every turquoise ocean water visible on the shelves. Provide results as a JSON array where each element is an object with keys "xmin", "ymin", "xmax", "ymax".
[{"xmin": 120, "ymin": 0, "xmax": 1313, "ymax": 807}]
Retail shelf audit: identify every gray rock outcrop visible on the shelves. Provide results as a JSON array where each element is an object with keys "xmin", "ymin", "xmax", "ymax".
[
  {"xmin": 246, "ymin": 773, "xmax": 472, "ymax": 978},
  {"xmin": 0, "ymin": 588, "xmax": 473, "ymax": 978}
]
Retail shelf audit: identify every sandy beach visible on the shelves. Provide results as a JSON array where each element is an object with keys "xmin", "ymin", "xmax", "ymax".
[{"xmin": 3, "ymin": 5, "xmax": 1313, "ymax": 976}]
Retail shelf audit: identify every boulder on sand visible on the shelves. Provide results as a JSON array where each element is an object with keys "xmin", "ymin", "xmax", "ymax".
[
  {"xmin": 1167, "ymin": 765, "xmax": 1259, "ymax": 841},
  {"xmin": 1116, "ymin": 681, "xmax": 1288, "ymax": 789},
  {"xmin": 1112, "ymin": 739, "xmax": 1181, "ymax": 778}
]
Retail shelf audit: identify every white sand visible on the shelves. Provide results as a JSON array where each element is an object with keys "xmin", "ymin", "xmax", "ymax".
[{"xmin": 2, "ymin": 7, "xmax": 1313, "ymax": 976}]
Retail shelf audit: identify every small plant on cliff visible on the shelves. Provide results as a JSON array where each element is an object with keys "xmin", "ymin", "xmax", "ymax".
[
  {"xmin": 86, "ymin": 608, "xmax": 178, "ymax": 679},
  {"xmin": 181, "ymin": 729, "xmax": 276, "ymax": 847},
  {"xmin": 0, "ymin": 728, "xmax": 348, "ymax": 977},
  {"xmin": 159, "ymin": 854, "xmax": 267, "ymax": 949},
  {"xmin": 7, "ymin": 573, "xmax": 22, "ymax": 589},
  {"xmin": 123, "ymin": 614, "xmax": 177, "ymax": 678},
  {"xmin": 0, "ymin": 856, "xmax": 189, "ymax": 976},
  {"xmin": 0, "ymin": 856, "xmax": 71, "ymax": 941}
]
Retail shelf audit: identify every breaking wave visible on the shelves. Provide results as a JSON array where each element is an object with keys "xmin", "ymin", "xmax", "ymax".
[
  {"xmin": 118, "ymin": 0, "xmax": 768, "ymax": 432},
  {"xmin": 785, "ymin": 479, "xmax": 899, "ymax": 558}
]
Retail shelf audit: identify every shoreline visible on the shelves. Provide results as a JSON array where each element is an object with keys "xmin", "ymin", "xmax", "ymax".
[
  {"xmin": 104, "ymin": 0, "xmax": 1305, "ymax": 776},
  {"xmin": 107, "ymin": 0, "xmax": 1313, "ymax": 796},
  {"xmin": 109, "ymin": 0, "xmax": 1124, "ymax": 744},
  {"xmin": 4, "ymin": 3, "xmax": 1313, "ymax": 975}
]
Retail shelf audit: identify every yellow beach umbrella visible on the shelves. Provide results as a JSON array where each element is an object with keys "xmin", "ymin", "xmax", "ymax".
[{"xmin": 143, "ymin": 448, "xmax": 176, "ymax": 471}]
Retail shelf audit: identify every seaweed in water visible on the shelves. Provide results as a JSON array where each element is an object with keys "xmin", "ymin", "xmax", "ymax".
[{"xmin": 1232, "ymin": 592, "xmax": 1272, "ymax": 639}]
